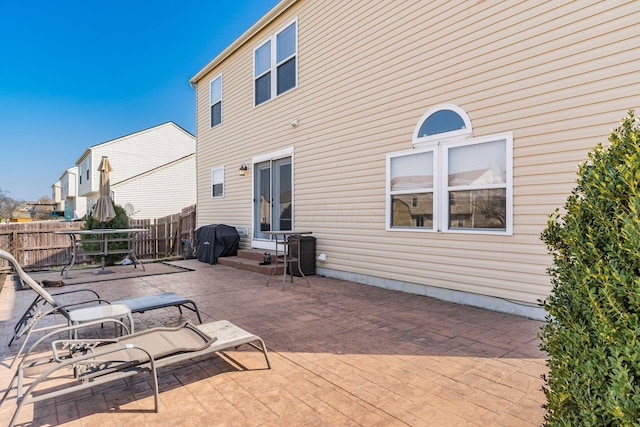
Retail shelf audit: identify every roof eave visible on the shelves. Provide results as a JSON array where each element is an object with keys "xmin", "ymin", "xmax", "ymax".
[{"xmin": 189, "ymin": 0, "xmax": 298, "ymax": 85}]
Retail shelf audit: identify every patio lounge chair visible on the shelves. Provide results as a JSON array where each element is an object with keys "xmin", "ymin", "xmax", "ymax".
[
  {"xmin": 0, "ymin": 249, "xmax": 202, "ymax": 368},
  {"xmin": 1, "ymin": 319, "xmax": 271, "ymax": 427}
]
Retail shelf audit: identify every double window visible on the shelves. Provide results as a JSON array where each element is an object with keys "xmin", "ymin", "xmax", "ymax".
[
  {"xmin": 210, "ymin": 74, "xmax": 222, "ymax": 127},
  {"xmin": 254, "ymin": 20, "xmax": 297, "ymax": 106},
  {"xmin": 387, "ymin": 105, "xmax": 513, "ymax": 234},
  {"xmin": 211, "ymin": 166, "xmax": 224, "ymax": 198}
]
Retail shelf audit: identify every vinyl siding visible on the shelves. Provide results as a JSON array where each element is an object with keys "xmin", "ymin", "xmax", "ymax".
[
  {"xmin": 193, "ymin": 0, "xmax": 640, "ymax": 304},
  {"xmin": 80, "ymin": 122, "xmax": 195, "ymax": 196},
  {"xmin": 113, "ymin": 156, "xmax": 196, "ymax": 219},
  {"xmin": 77, "ymin": 122, "xmax": 196, "ymax": 218}
]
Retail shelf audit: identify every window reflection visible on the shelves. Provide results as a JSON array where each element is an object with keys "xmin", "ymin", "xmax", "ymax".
[
  {"xmin": 391, "ymin": 193, "xmax": 433, "ymax": 228},
  {"xmin": 449, "ymin": 189, "xmax": 506, "ymax": 230}
]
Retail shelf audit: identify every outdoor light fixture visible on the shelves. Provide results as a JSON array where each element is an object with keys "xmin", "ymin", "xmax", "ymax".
[{"xmin": 239, "ymin": 164, "xmax": 248, "ymax": 176}]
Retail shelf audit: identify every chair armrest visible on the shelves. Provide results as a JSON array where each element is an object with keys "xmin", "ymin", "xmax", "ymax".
[
  {"xmin": 15, "ymin": 343, "xmax": 158, "ymax": 407},
  {"xmin": 16, "ymin": 318, "xmax": 130, "ymax": 369},
  {"xmin": 52, "ymin": 288, "xmax": 102, "ymax": 301},
  {"xmin": 41, "ymin": 299, "xmax": 113, "ymax": 316},
  {"xmin": 52, "ymin": 341, "xmax": 158, "ymax": 382}
]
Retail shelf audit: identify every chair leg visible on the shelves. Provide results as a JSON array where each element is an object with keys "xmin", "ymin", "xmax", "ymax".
[
  {"xmin": 246, "ymin": 338, "xmax": 272, "ymax": 369},
  {"xmin": 0, "ymin": 369, "xmax": 18, "ymax": 405},
  {"xmin": 191, "ymin": 302, "xmax": 202, "ymax": 323},
  {"xmin": 9, "ymin": 398, "xmax": 24, "ymax": 427},
  {"xmin": 10, "ymin": 325, "xmax": 37, "ymax": 369},
  {"xmin": 150, "ymin": 361, "xmax": 160, "ymax": 413},
  {"xmin": 179, "ymin": 302, "xmax": 202, "ymax": 323}
]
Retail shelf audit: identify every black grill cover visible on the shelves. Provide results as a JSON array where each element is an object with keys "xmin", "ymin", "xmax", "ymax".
[{"xmin": 195, "ymin": 224, "xmax": 240, "ymax": 264}]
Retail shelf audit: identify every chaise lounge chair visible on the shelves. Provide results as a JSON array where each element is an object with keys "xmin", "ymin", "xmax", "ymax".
[
  {"xmin": 0, "ymin": 249, "xmax": 202, "ymax": 367},
  {"xmin": 1, "ymin": 319, "xmax": 271, "ymax": 427}
]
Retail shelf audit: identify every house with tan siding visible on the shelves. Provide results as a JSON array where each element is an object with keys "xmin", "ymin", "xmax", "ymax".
[{"xmin": 189, "ymin": 0, "xmax": 640, "ymax": 319}]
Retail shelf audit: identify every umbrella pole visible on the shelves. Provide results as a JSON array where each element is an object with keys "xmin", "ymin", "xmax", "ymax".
[{"xmin": 92, "ymin": 230, "xmax": 115, "ymax": 275}]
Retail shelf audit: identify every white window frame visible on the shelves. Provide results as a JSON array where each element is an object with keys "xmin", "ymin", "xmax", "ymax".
[
  {"xmin": 211, "ymin": 166, "xmax": 224, "ymax": 199},
  {"xmin": 210, "ymin": 74, "xmax": 222, "ymax": 128},
  {"xmin": 413, "ymin": 103, "xmax": 473, "ymax": 146},
  {"xmin": 250, "ymin": 147, "xmax": 295, "ymax": 250},
  {"xmin": 387, "ymin": 104, "xmax": 513, "ymax": 235},
  {"xmin": 441, "ymin": 132, "xmax": 513, "ymax": 235},
  {"xmin": 253, "ymin": 18, "xmax": 298, "ymax": 106},
  {"xmin": 386, "ymin": 146, "xmax": 438, "ymax": 232}
]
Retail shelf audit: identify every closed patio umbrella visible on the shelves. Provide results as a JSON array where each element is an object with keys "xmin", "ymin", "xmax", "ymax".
[
  {"xmin": 92, "ymin": 156, "xmax": 116, "ymax": 224},
  {"xmin": 90, "ymin": 156, "xmax": 117, "ymax": 275}
]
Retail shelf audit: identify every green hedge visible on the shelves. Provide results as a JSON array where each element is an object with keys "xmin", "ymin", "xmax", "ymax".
[
  {"xmin": 82, "ymin": 203, "xmax": 130, "ymax": 266},
  {"xmin": 540, "ymin": 111, "xmax": 640, "ymax": 425}
]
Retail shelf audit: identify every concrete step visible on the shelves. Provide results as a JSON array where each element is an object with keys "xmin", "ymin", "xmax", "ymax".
[
  {"xmin": 236, "ymin": 249, "xmax": 278, "ymax": 262},
  {"xmin": 218, "ymin": 250, "xmax": 284, "ymax": 276}
]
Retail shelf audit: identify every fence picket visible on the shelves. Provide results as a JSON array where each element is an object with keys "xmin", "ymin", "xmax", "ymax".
[{"xmin": 0, "ymin": 204, "xmax": 196, "ymax": 270}]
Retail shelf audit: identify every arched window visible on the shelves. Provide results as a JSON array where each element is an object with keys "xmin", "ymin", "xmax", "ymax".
[
  {"xmin": 387, "ymin": 104, "xmax": 512, "ymax": 234},
  {"xmin": 412, "ymin": 104, "xmax": 472, "ymax": 145}
]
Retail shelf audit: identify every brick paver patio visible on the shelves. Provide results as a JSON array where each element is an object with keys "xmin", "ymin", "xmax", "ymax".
[{"xmin": 0, "ymin": 260, "xmax": 547, "ymax": 426}]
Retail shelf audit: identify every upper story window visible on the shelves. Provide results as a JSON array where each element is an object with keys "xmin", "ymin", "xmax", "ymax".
[
  {"xmin": 210, "ymin": 74, "xmax": 222, "ymax": 127},
  {"xmin": 254, "ymin": 19, "xmax": 297, "ymax": 106},
  {"xmin": 211, "ymin": 166, "xmax": 224, "ymax": 198},
  {"xmin": 387, "ymin": 104, "xmax": 513, "ymax": 234}
]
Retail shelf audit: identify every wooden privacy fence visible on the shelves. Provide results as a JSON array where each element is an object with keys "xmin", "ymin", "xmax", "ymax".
[
  {"xmin": 0, "ymin": 205, "xmax": 196, "ymax": 271},
  {"xmin": 130, "ymin": 204, "xmax": 196, "ymax": 260}
]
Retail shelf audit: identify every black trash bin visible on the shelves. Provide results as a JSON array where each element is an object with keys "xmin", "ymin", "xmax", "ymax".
[
  {"xmin": 195, "ymin": 224, "xmax": 239, "ymax": 264},
  {"xmin": 287, "ymin": 235, "xmax": 316, "ymax": 276}
]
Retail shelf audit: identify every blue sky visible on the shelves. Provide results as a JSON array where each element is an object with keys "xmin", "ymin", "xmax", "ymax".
[{"xmin": 0, "ymin": 0, "xmax": 279, "ymax": 201}]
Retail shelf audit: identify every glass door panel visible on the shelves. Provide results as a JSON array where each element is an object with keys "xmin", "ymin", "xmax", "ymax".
[
  {"xmin": 254, "ymin": 162, "xmax": 271, "ymax": 239},
  {"xmin": 253, "ymin": 156, "xmax": 292, "ymax": 240},
  {"xmin": 274, "ymin": 158, "xmax": 291, "ymax": 231}
]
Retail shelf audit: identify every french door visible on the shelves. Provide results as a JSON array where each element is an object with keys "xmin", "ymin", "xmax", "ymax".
[{"xmin": 254, "ymin": 156, "xmax": 292, "ymax": 240}]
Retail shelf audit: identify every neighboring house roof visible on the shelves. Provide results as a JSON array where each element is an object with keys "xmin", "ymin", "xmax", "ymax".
[
  {"xmin": 59, "ymin": 166, "xmax": 78, "ymax": 181},
  {"xmin": 112, "ymin": 153, "xmax": 195, "ymax": 187},
  {"xmin": 54, "ymin": 121, "xmax": 195, "ymax": 219},
  {"xmin": 74, "ymin": 121, "xmax": 195, "ymax": 198},
  {"xmin": 76, "ymin": 121, "xmax": 194, "ymax": 164}
]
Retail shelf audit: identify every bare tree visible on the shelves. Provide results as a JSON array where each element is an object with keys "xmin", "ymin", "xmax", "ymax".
[
  {"xmin": 34, "ymin": 196, "xmax": 56, "ymax": 220},
  {"xmin": 0, "ymin": 188, "xmax": 22, "ymax": 222}
]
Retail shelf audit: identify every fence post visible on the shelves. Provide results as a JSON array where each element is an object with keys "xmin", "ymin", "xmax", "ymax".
[{"xmin": 11, "ymin": 231, "xmax": 17, "ymax": 259}]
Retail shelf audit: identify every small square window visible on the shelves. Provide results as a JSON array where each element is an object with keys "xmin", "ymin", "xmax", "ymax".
[{"xmin": 211, "ymin": 167, "xmax": 224, "ymax": 198}]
